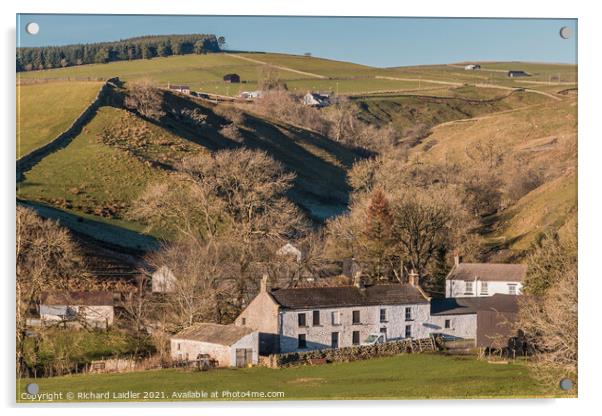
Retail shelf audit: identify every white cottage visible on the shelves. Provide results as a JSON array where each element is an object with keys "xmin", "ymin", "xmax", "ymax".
[
  {"xmin": 303, "ymin": 92, "xmax": 331, "ymax": 107},
  {"xmin": 39, "ymin": 291, "xmax": 114, "ymax": 328},
  {"xmin": 235, "ymin": 275, "xmax": 431, "ymax": 354},
  {"xmin": 445, "ymin": 258, "xmax": 526, "ymax": 298},
  {"xmin": 171, "ymin": 323, "xmax": 259, "ymax": 367}
]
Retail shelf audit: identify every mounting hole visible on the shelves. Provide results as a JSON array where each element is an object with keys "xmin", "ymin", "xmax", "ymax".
[
  {"xmin": 559, "ymin": 378, "xmax": 574, "ymax": 391},
  {"xmin": 25, "ymin": 22, "xmax": 39, "ymax": 35},
  {"xmin": 559, "ymin": 26, "xmax": 571, "ymax": 40}
]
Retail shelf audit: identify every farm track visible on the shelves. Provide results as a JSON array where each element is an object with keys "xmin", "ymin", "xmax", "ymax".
[{"xmin": 226, "ymin": 53, "xmax": 328, "ymax": 79}]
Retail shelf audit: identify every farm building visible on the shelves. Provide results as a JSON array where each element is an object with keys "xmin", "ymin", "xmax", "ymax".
[
  {"xmin": 464, "ymin": 64, "xmax": 481, "ymax": 71},
  {"xmin": 507, "ymin": 70, "xmax": 530, "ymax": 78},
  {"xmin": 167, "ymin": 83, "xmax": 191, "ymax": 94},
  {"xmin": 235, "ymin": 274, "xmax": 431, "ymax": 355},
  {"xmin": 303, "ymin": 92, "xmax": 331, "ymax": 107},
  {"xmin": 445, "ymin": 257, "xmax": 526, "ymax": 298},
  {"xmin": 170, "ymin": 323, "xmax": 258, "ymax": 367},
  {"xmin": 39, "ymin": 291, "xmax": 114, "ymax": 328},
  {"xmin": 429, "ymin": 294, "xmax": 521, "ymax": 349},
  {"xmin": 223, "ymin": 73, "xmax": 241, "ymax": 83},
  {"xmin": 276, "ymin": 242, "xmax": 302, "ymax": 262},
  {"xmin": 239, "ymin": 90, "xmax": 263, "ymax": 100},
  {"xmin": 151, "ymin": 265, "xmax": 177, "ymax": 293}
]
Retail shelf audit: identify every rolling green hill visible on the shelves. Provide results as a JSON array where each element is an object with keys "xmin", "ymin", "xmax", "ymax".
[{"xmin": 16, "ymin": 81, "xmax": 103, "ymax": 157}]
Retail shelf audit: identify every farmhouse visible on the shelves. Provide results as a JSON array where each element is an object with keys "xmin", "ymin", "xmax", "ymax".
[
  {"xmin": 239, "ymin": 90, "xmax": 263, "ymax": 100},
  {"xmin": 445, "ymin": 257, "xmax": 526, "ymax": 298},
  {"xmin": 223, "ymin": 73, "xmax": 241, "ymax": 83},
  {"xmin": 167, "ymin": 83, "xmax": 191, "ymax": 94},
  {"xmin": 39, "ymin": 291, "xmax": 114, "ymax": 328},
  {"xmin": 507, "ymin": 70, "xmax": 530, "ymax": 78},
  {"xmin": 303, "ymin": 92, "xmax": 331, "ymax": 107},
  {"xmin": 235, "ymin": 275, "xmax": 431, "ymax": 354},
  {"xmin": 170, "ymin": 323, "xmax": 258, "ymax": 367},
  {"xmin": 464, "ymin": 64, "xmax": 481, "ymax": 71},
  {"xmin": 429, "ymin": 294, "xmax": 520, "ymax": 348}
]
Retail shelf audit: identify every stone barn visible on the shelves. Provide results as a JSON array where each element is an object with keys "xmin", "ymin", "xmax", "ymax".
[
  {"xmin": 170, "ymin": 323, "xmax": 258, "ymax": 367},
  {"xmin": 39, "ymin": 291, "xmax": 114, "ymax": 328}
]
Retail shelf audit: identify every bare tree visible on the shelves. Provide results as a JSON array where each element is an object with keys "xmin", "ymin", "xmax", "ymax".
[
  {"xmin": 124, "ymin": 79, "xmax": 166, "ymax": 120},
  {"xmin": 16, "ymin": 206, "xmax": 89, "ymax": 377}
]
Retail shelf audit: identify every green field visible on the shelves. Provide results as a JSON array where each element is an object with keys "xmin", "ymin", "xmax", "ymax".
[
  {"xmin": 16, "ymin": 81, "xmax": 102, "ymax": 157},
  {"xmin": 17, "ymin": 353, "xmax": 569, "ymax": 402}
]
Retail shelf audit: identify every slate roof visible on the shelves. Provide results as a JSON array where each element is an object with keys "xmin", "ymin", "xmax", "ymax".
[
  {"xmin": 269, "ymin": 284, "xmax": 429, "ymax": 310},
  {"xmin": 172, "ymin": 323, "xmax": 254, "ymax": 346},
  {"xmin": 446, "ymin": 263, "xmax": 526, "ymax": 282},
  {"xmin": 40, "ymin": 291, "xmax": 114, "ymax": 306},
  {"xmin": 430, "ymin": 294, "xmax": 519, "ymax": 316}
]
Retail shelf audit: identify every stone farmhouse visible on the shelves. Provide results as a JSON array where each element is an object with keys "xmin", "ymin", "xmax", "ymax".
[
  {"xmin": 235, "ymin": 274, "xmax": 432, "ymax": 354},
  {"xmin": 39, "ymin": 291, "xmax": 114, "ymax": 328},
  {"xmin": 445, "ymin": 257, "xmax": 526, "ymax": 298}
]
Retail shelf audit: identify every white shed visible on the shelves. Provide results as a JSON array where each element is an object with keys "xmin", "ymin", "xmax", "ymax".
[
  {"xmin": 152, "ymin": 266, "xmax": 177, "ymax": 293},
  {"xmin": 171, "ymin": 323, "xmax": 259, "ymax": 367},
  {"xmin": 39, "ymin": 291, "xmax": 114, "ymax": 328}
]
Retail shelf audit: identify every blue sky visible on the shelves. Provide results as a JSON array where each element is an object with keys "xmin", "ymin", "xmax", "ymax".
[{"xmin": 16, "ymin": 15, "xmax": 577, "ymax": 67}]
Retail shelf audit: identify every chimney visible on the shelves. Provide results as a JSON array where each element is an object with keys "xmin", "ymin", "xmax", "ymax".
[
  {"xmin": 408, "ymin": 269, "xmax": 420, "ymax": 287},
  {"xmin": 353, "ymin": 272, "xmax": 365, "ymax": 290},
  {"xmin": 454, "ymin": 254, "xmax": 462, "ymax": 267},
  {"xmin": 260, "ymin": 273, "xmax": 269, "ymax": 293}
]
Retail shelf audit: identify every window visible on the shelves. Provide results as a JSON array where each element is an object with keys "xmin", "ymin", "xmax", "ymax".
[
  {"xmin": 332, "ymin": 311, "xmax": 340, "ymax": 325},
  {"xmin": 298, "ymin": 313, "xmax": 306, "ymax": 327},
  {"xmin": 352, "ymin": 310, "xmax": 361, "ymax": 324},
  {"xmin": 380, "ymin": 308, "xmax": 387, "ymax": 323},
  {"xmin": 508, "ymin": 284, "xmax": 518, "ymax": 295},
  {"xmin": 331, "ymin": 332, "xmax": 339, "ymax": 348},
  {"xmin": 298, "ymin": 334, "xmax": 307, "ymax": 349},
  {"xmin": 177, "ymin": 343, "xmax": 181, "ymax": 351},
  {"xmin": 405, "ymin": 307, "xmax": 412, "ymax": 321},
  {"xmin": 465, "ymin": 281, "xmax": 474, "ymax": 294},
  {"xmin": 405, "ymin": 325, "xmax": 412, "ymax": 339},
  {"xmin": 352, "ymin": 331, "xmax": 360, "ymax": 345},
  {"xmin": 312, "ymin": 310, "xmax": 320, "ymax": 326},
  {"xmin": 480, "ymin": 282, "xmax": 488, "ymax": 295},
  {"xmin": 241, "ymin": 317, "xmax": 246, "ymax": 326},
  {"xmin": 444, "ymin": 319, "xmax": 451, "ymax": 329},
  {"xmin": 380, "ymin": 327, "xmax": 387, "ymax": 338}
]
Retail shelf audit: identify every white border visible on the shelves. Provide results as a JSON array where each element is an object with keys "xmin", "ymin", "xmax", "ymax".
[{"xmin": 2, "ymin": 1, "xmax": 600, "ymax": 415}]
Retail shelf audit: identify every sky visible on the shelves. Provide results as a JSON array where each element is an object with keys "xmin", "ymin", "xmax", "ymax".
[{"xmin": 16, "ymin": 15, "xmax": 577, "ymax": 67}]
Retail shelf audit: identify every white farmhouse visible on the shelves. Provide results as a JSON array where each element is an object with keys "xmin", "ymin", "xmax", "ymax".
[
  {"xmin": 151, "ymin": 265, "xmax": 177, "ymax": 293},
  {"xmin": 445, "ymin": 257, "xmax": 526, "ymax": 298},
  {"xmin": 303, "ymin": 92, "xmax": 331, "ymax": 107},
  {"xmin": 464, "ymin": 64, "xmax": 481, "ymax": 71},
  {"xmin": 235, "ymin": 275, "xmax": 431, "ymax": 354},
  {"xmin": 170, "ymin": 323, "xmax": 258, "ymax": 367},
  {"xmin": 39, "ymin": 291, "xmax": 114, "ymax": 328}
]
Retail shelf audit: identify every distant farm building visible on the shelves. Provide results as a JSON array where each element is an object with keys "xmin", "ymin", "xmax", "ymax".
[
  {"xmin": 39, "ymin": 291, "xmax": 114, "ymax": 328},
  {"xmin": 239, "ymin": 90, "xmax": 263, "ymax": 100},
  {"xmin": 303, "ymin": 92, "xmax": 331, "ymax": 107},
  {"xmin": 464, "ymin": 64, "xmax": 481, "ymax": 71},
  {"xmin": 167, "ymin": 83, "xmax": 191, "ymax": 94},
  {"xmin": 152, "ymin": 265, "xmax": 177, "ymax": 293},
  {"xmin": 223, "ymin": 73, "xmax": 241, "ymax": 83},
  {"xmin": 276, "ymin": 242, "xmax": 302, "ymax": 262},
  {"xmin": 507, "ymin": 70, "xmax": 530, "ymax": 78},
  {"xmin": 171, "ymin": 323, "xmax": 258, "ymax": 367}
]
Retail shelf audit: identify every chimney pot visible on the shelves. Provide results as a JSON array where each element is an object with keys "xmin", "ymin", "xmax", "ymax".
[{"xmin": 260, "ymin": 274, "xmax": 269, "ymax": 292}]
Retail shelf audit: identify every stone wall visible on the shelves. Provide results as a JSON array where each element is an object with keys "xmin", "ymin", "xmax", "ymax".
[{"xmin": 263, "ymin": 337, "xmax": 436, "ymax": 368}]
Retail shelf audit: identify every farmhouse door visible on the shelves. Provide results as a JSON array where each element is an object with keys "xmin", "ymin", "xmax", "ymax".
[{"xmin": 235, "ymin": 348, "xmax": 253, "ymax": 367}]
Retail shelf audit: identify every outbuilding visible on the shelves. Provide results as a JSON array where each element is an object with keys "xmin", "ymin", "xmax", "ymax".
[
  {"xmin": 507, "ymin": 70, "xmax": 530, "ymax": 78},
  {"xmin": 171, "ymin": 323, "xmax": 259, "ymax": 367},
  {"xmin": 223, "ymin": 73, "xmax": 241, "ymax": 83},
  {"xmin": 39, "ymin": 291, "xmax": 114, "ymax": 328}
]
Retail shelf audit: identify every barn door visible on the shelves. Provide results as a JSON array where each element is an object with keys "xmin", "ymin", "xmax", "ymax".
[{"xmin": 235, "ymin": 348, "xmax": 253, "ymax": 367}]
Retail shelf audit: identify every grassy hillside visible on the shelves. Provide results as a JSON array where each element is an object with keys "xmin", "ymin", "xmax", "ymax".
[
  {"xmin": 16, "ymin": 81, "xmax": 103, "ymax": 157},
  {"xmin": 17, "ymin": 353, "xmax": 568, "ymax": 402}
]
